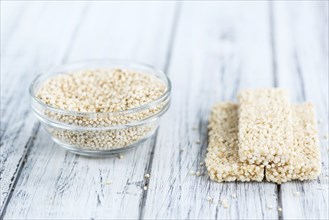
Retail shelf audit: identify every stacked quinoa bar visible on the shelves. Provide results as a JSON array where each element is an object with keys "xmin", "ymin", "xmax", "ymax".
[{"xmin": 205, "ymin": 88, "xmax": 321, "ymax": 184}]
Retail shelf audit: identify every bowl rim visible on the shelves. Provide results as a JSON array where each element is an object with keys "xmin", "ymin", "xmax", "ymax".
[{"xmin": 29, "ymin": 59, "xmax": 171, "ymax": 117}]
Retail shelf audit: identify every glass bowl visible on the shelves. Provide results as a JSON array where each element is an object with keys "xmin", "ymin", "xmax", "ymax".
[{"xmin": 29, "ymin": 60, "xmax": 171, "ymax": 157}]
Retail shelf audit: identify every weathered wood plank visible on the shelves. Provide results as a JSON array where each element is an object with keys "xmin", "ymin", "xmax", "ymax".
[
  {"xmin": 272, "ymin": 1, "xmax": 329, "ymax": 219},
  {"xmin": 0, "ymin": 1, "xmax": 28, "ymax": 50},
  {"xmin": 143, "ymin": 2, "xmax": 279, "ymax": 219},
  {"xmin": 2, "ymin": 1, "xmax": 328, "ymax": 219},
  {"xmin": 0, "ymin": 2, "xmax": 88, "ymax": 213},
  {"xmin": 2, "ymin": 2, "xmax": 177, "ymax": 219}
]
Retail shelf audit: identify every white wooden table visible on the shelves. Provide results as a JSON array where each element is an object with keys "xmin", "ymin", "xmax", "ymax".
[{"xmin": 1, "ymin": 1, "xmax": 328, "ymax": 219}]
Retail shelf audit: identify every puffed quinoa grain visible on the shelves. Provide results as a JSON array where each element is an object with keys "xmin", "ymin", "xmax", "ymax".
[
  {"xmin": 293, "ymin": 191, "xmax": 300, "ymax": 197},
  {"xmin": 49, "ymin": 124, "xmax": 155, "ymax": 150},
  {"xmin": 206, "ymin": 196, "xmax": 213, "ymax": 202},
  {"xmin": 105, "ymin": 180, "xmax": 112, "ymax": 185},
  {"xmin": 238, "ymin": 89, "xmax": 293, "ymax": 166},
  {"xmin": 36, "ymin": 68, "xmax": 167, "ymax": 150},
  {"xmin": 266, "ymin": 103, "xmax": 321, "ymax": 183},
  {"xmin": 220, "ymin": 198, "xmax": 229, "ymax": 208},
  {"xmin": 37, "ymin": 68, "xmax": 166, "ymax": 113},
  {"xmin": 205, "ymin": 103, "xmax": 264, "ymax": 182}
]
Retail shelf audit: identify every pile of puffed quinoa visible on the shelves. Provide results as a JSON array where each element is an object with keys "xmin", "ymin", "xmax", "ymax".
[
  {"xmin": 205, "ymin": 88, "xmax": 321, "ymax": 184},
  {"xmin": 36, "ymin": 68, "xmax": 168, "ymax": 150}
]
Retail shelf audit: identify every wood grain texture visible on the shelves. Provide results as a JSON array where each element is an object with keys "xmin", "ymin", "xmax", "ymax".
[
  {"xmin": 1, "ymin": 1, "xmax": 328, "ymax": 219},
  {"xmin": 272, "ymin": 1, "xmax": 329, "ymax": 219},
  {"xmin": 1, "ymin": 1, "xmax": 177, "ymax": 219},
  {"xmin": 0, "ymin": 1, "xmax": 88, "ymax": 213},
  {"xmin": 143, "ymin": 2, "xmax": 278, "ymax": 219}
]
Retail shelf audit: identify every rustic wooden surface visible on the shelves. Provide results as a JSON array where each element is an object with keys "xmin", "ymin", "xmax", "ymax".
[{"xmin": 1, "ymin": 1, "xmax": 328, "ymax": 219}]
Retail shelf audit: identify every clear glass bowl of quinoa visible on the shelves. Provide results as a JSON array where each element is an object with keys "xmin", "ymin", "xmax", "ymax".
[{"xmin": 29, "ymin": 60, "xmax": 171, "ymax": 157}]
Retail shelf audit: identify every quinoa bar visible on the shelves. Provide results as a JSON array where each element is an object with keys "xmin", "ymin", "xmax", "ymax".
[
  {"xmin": 266, "ymin": 103, "xmax": 321, "ymax": 183},
  {"xmin": 238, "ymin": 89, "xmax": 294, "ymax": 166},
  {"xmin": 205, "ymin": 102, "xmax": 264, "ymax": 182}
]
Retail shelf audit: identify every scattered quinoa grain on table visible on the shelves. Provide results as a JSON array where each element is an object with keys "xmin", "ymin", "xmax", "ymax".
[
  {"xmin": 220, "ymin": 198, "xmax": 229, "ymax": 208},
  {"xmin": 293, "ymin": 191, "xmax": 300, "ymax": 197},
  {"xmin": 206, "ymin": 196, "xmax": 213, "ymax": 202},
  {"xmin": 105, "ymin": 180, "xmax": 112, "ymax": 185}
]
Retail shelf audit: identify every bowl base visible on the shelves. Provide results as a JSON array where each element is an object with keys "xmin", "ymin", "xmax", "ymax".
[{"xmin": 52, "ymin": 133, "xmax": 154, "ymax": 158}]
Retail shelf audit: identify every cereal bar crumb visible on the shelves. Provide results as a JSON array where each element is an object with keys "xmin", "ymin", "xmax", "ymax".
[
  {"xmin": 293, "ymin": 191, "xmax": 300, "ymax": 197},
  {"xmin": 105, "ymin": 180, "xmax": 112, "ymax": 185},
  {"xmin": 220, "ymin": 198, "xmax": 229, "ymax": 208},
  {"xmin": 206, "ymin": 196, "xmax": 213, "ymax": 202}
]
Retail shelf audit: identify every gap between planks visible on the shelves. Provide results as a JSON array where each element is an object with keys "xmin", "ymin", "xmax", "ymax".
[
  {"xmin": 268, "ymin": 2, "xmax": 283, "ymax": 219},
  {"xmin": 0, "ymin": 124, "xmax": 39, "ymax": 219},
  {"xmin": 138, "ymin": 2, "xmax": 182, "ymax": 219},
  {"xmin": 0, "ymin": 3, "xmax": 89, "ymax": 217}
]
